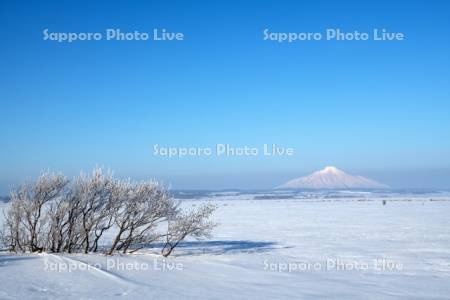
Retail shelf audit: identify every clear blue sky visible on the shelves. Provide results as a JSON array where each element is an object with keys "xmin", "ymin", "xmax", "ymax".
[{"xmin": 1, "ymin": 0, "xmax": 450, "ymax": 192}]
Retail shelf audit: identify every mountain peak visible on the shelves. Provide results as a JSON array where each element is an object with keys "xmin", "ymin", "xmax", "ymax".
[
  {"xmin": 277, "ymin": 167, "xmax": 388, "ymax": 189},
  {"xmin": 320, "ymin": 166, "xmax": 340, "ymax": 174}
]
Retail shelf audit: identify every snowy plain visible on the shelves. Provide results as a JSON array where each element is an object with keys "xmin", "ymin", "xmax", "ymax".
[{"xmin": 1, "ymin": 190, "xmax": 450, "ymax": 299}]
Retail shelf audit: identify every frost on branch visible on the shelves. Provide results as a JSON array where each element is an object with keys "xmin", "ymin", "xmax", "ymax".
[{"xmin": 162, "ymin": 203, "xmax": 217, "ymax": 257}]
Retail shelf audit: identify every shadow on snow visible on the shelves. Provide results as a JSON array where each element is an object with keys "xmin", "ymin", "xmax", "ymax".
[{"xmin": 145, "ymin": 240, "xmax": 286, "ymax": 256}]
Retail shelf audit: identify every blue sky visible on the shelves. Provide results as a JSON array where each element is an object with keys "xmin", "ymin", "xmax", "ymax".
[{"xmin": 1, "ymin": 0, "xmax": 450, "ymax": 192}]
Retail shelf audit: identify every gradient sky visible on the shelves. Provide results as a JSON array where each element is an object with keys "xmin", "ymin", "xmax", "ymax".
[{"xmin": 1, "ymin": 0, "xmax": 450, "ymax": 193}]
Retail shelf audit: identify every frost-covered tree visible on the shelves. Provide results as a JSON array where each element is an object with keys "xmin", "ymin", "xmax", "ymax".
[
  {"xmin": 162, "ymin": 203, "xmax": 216, "ymax": 257},
  {"xmin": 46, "ymin": 198, "xmax": 70, "ymax": 253},
  {"xmin": 1, "ymin": 169, "xmax": 217, "ymax": 256},
  {"xmin": 107, "ymin": 180, "xmax": 178, "ymax": 255},
  {"xmin": 4, "ymin": 172, "xmax": 68, "ymax": 252},
  {"xmin": 69, "ymin": 169, "xmax": 122, "ymax": 253},
  {"xmin": 1, "ymin": 200, "xmax": 26, "ymax": 252}
]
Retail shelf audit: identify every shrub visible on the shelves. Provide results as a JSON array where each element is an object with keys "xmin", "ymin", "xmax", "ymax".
[{"xmin": 1, "ymin": 168, "xmax": 216, "ymax": 256}]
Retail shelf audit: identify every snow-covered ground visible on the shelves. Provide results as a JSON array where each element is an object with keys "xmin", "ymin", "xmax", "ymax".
[{"xmin": 1, "ymin": 193, "xmax": 450, "ymax": 299}]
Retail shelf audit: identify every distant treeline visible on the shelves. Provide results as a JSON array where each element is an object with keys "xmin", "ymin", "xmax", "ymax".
[{"xmin": 0, "ymin": 196, "xmax": 10, "ymax": 203}]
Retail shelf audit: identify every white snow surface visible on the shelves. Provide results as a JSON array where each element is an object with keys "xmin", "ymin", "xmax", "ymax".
[
  {"xmin": 277, "ymin": 166, "xmax": 389, "ymax": 189},
  {"xmin": 1, "ymin": 194, "xmax": 450, "ymax": 299}
]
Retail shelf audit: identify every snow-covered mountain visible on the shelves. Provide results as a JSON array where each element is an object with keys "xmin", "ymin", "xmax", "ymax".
[{"xmin": 277, "ymin": 166, "xmax": 388, "ymax": 189}]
